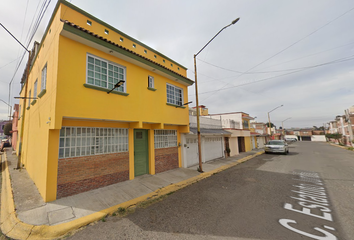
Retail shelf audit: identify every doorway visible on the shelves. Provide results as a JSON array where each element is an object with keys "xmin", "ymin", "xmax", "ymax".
[{"xmin": 134, "ymin": 129, "xmax": 149, "ymax": 176}]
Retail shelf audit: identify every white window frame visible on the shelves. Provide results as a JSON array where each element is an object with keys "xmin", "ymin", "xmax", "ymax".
[
  {"xmin": 41, "ymin": 64, "xmax": 47, "ymax": 91},
  {"xmin": 86, "ymin": 54, "xmax": 126, "ymax": 93},
  {"xmin": 166, "ymin": 83, "xmax": 183, "ymax": 106},
  {"xmin": 33, "ymin": 79, "xmax": 38, "ymax": 98},
  {"xmin": 148, "ymin": 76, "xmax": 154, "ymax": 88},
  {"xmin": 58, "ymin": 127, "xmax": 129, "ymax": 159},
  {"xmin": 154, "ymin": 130, "xmax": 177, "ymax": 149}
]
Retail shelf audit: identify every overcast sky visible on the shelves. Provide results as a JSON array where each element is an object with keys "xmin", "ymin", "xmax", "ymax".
[{"xmin": 1, "ymin": 0, "xmax": 353, "ymax": 128}]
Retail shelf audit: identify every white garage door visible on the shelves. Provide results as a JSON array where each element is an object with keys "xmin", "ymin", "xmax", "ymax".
[
  {"xmin": 204, "ymin": 137, "xmax": 223, "ymax": 162},
  {"xmin": 185, "ymin": 137, "xmax": 198, "ymax": 167}
]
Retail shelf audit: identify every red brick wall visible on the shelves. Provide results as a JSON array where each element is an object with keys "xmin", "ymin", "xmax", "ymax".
[
  {"xmin": 57, "ymin": 152, "xmax": 129, "ymax": 199},
  {"xmin": 155, "ymin": 147, "xmax": 178, "ymax": 174}
]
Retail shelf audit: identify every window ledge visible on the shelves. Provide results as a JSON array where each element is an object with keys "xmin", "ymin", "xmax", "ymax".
[
  {"xmin": 38, "ymin": 89, "xmax": 46, "ymax": 98},
  {"xmin": 31, "ymin": 100, "xmax": 37, "ymax": 106},
  {"xmin": 147, "ymin": 87, "xmax": 157, "ymax": 91},
  {"xmin": 26, "ymin": 107, "xmax": 30, "ymax": 110},
  {"xmin": 166, "ymin": 103, "xmax": 186, "ymax": 109},
  {"xmin": 84, "ymin": 84, "xmax": 129, "ymax": 96}
]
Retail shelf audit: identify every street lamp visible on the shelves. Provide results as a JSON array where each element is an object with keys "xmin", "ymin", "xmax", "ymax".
[
  {"xmin": 194, "ymin": 17, "xmax": 240, "ymax": 173},
  {"xmin": 267, "ymin": 104, "xmax": 283, "ymax": 138},
  {"xmin": 281, "ymin": 117, "xmax": 291, "ymax": 136}
]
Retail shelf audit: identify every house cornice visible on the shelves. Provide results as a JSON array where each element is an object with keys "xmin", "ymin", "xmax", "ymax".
[{"xmin": 61, "ymin": 20, "xmax": 194, "ymax": 86}]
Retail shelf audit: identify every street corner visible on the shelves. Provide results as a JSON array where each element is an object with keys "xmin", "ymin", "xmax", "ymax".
[{"xmin": 3, "ymin": 216, "xmax": 33, "ymax": 240}]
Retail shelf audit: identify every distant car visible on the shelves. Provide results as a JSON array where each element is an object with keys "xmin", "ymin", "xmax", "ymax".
[
  {"xmin": 265, "ymin": 140, "xmax": 289, "ymax": 154},
  {"xmin": 285, "ymin": 138, "xmax": 297, "ymax": 142}
]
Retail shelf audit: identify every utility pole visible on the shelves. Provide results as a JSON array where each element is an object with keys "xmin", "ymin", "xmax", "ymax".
[
  {"xmin": 344, "ymin": 109, "xmax": 354, "ymax": 147},
  {"xmin": 194, "ymin": 18, "xmax": 240, "ymax": 173}
]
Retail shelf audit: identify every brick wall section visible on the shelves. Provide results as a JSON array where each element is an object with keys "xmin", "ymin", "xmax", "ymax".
[
  {"xmin": 155, "ymin": 147, "xmax": 178, "ymax": 174},
  {"xmin": 57, "ymin": 152, "xmax": 129, "ymax": 199}
]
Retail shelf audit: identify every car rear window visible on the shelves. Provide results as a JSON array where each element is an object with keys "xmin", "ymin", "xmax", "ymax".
[{"xmin": 267, "ymin": 141, "xmax": 284, "ymax": 145}]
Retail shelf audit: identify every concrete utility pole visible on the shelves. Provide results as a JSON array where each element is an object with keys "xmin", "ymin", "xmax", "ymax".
[
  {"xmin": 344, "ymin": 109, "xmax": 354, "ymax": 147},
  {"xmin": 267, "ymin": 105, "xmax": 283, "ymax": 139},
  {"xmin": 281, "ymin": 117, "xmax": 291, "ymax": 137}
]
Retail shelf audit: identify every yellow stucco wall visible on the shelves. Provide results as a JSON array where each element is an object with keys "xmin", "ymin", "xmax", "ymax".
[
  {"xmin": 17, "ymin": 2, "xmax": 191, "ymax": 202},
  {"xmin": 245, "ymin": 137, "xmax": 252, "ymax": 152},
  {"xmin": 59, "ymin": 3, "xmax": 186, "ymax": 76},
  {"xmin": 56, "ymin": 35, "xmax": 189, "ymax": 126},
  {"xmin": 17, "ymin": 5, "xmax": 63, "ymax": 202}
]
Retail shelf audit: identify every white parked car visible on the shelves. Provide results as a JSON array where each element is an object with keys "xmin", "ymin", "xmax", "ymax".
[{"xmin": 265, "ymin": 140, "xmax": 289, "ymax": 154}]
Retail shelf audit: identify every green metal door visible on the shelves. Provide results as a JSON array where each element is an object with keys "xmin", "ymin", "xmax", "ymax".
[{"xmin": 134, "ymin": 129, "xmax": 149, "ymax": 176}]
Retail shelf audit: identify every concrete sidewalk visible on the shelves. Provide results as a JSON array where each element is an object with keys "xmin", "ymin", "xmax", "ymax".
[{"xmin": 1, "ymin": 148, "xmax": 263, "ymax": 239}]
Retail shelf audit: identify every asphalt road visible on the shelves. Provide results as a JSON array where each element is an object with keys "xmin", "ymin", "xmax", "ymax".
[{"xmin": 66, "ymin": 142, "xmax": 354, "ymax": 240}]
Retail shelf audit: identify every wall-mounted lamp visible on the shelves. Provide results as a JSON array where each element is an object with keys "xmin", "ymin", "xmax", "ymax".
[
  {"xmin": 14, "ymin": 97, "xmax": 38, "ymax": 100},
  {"xmin": 176, "ymin": 101, "xmax": 192, "ymax": 108},
  {"xmin": 107, "ymin": 80, "xmax": 125, "ymax": 94}
]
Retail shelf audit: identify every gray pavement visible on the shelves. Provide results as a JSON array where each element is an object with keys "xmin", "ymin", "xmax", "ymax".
[
  {"xmin": 65, "ymin": 141, "xmax": 354, "ymax": 240},
  {"xmin": 4, "ymin": 148, "xmax": 262, "ymax": 227}
]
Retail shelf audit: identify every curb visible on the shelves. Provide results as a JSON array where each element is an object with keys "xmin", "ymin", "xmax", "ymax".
[
  {"xmin": 329, "ymin": 143, "xmax": 353, "ymax": 151},
  {"xmin": 1, "ymin": 151, "xmax": 263, "ymax": 239}
]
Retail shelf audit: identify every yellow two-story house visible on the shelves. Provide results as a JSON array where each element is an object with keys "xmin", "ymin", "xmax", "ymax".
[{"xmin": 17, "ymin": 0, "xmax": 193, "ymax": 202}]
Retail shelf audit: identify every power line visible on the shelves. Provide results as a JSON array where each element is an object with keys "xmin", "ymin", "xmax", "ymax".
[
  {"xmin": 9, "ymin": 0, "xmax": 52, "ymax": 86},
  {"xmin": 0, "ymin": 23, "xmax": 30, "ymax": 52},
  {"xmin": 0, "ymin": 58, "xmax": 20, "ymax": 70},
  {"xmin": 197, "ymin": 40, "xmax": 354, "ymax": 74},
  {"xmin": 7, "ymin": 0, "xmax": 52, "ymax": 118},
  {"xmin": 23, "ymin": 0, "xmax": 44, "ymax": 47},
  {"xmin": 189, "ymin": 56, "xmax": 354, "ymax": 97},
  {"xmin": 200, "ymin": 5, "xmax": 354, "ymax": 102},
  {"xmin": 190, "ymin": 54, "xmax": 354, "ymax": 93}
]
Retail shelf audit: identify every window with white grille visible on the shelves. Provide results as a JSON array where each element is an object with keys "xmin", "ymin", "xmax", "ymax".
[
  {"xmin": 166, "ymin": 83, "xmax": 183, "ymax": 106},
  {"xmin": 58, "ymin": 127, "xmax": 128, "ymax": 159},
  {"xmin": 148, "ymin": 76, "xmax": 154, "ymax": 88},
  {"xmin": 41, "ymin": 64, "xmax": 47, "ymax": 91},
  {"xmin": 154, "ymin": 130, "xmax": 177, "ymax": 149},
  {"xmin": 86, "ymin": 54, "xmax": 126, "ymax": 92},
  {"xmin": 33, "ymin": 80, "xmax": 38, "ymax": 98}
]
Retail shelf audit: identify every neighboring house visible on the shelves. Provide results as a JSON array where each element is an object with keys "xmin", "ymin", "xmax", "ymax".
[
  {"xmin": 299, "ymin": 128, "xmax": 313, "ymax": 141},
  {"xmin": 17, "ymin": 0, "xmax": 193, "ymax": 202},
  {"xmin": 182, "ymin": 115, "xmax": 231, "ymax": 168},
  {"xmin": 11, "ymin": 104, "xmax": 19, "ymax": 151},
  {"xmin": 327, "ymin": 107, "xmax": 354, "ymax": 146},
  {"xmin": 335, "ymin": 115, "xmax": 346, "ymax": 136},
  {"xmin": 251, "ymin": 122, "xmax": 268, "ymax": 148},
  {"xmin": 311, "ymin": 130, "xmax": 326, "ymax": 142},
  {"xmin": 189, "ymin": 105, "xmax": 209, "ymax": 116},
  {"xmin": 328, "ymin": 121, "xmax": 338, "ymax": 134},
  {"xmin": 209, "ymin": 112, "xmax": 254, "ymax": 155}
]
